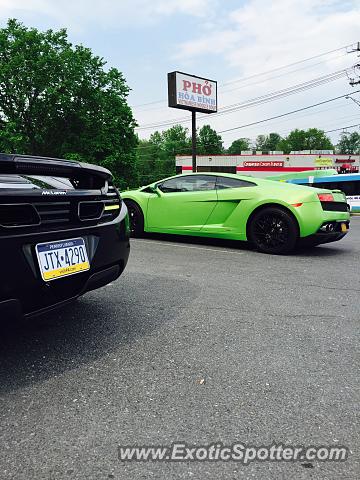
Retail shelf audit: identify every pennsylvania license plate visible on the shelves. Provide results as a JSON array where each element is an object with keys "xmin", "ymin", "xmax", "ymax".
[{"xmin": 35, "ymin": 238, "xmax": 90, "ymax": 281}]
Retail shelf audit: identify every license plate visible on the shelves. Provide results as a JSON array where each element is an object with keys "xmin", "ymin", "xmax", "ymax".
[
  {"xmin": 35, "ymin": 238, "xmax": 90, "ymax": 281},
  {"xmin": 340, "ymin": 223, "xmax": 348, "ymax": 233}
]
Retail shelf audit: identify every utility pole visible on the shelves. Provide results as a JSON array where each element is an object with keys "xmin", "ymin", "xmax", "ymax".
[
  {"xmin": 348, "ymin": 42, "xmax": 360, "ymax": 86},
  {"xmin": 349, "ymin": 72, "xmax": 360, "ymax": 87},
  {"xmin": 347, "ymin": 41, "xmax": 360, "ymax": 53}
]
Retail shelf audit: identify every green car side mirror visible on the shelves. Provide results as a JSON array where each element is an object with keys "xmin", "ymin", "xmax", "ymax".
[{"xmin": 149, "ymin": 184, "xmax": 162, "ymax": 196}]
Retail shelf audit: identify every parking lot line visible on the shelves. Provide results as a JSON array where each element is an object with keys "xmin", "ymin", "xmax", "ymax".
[{"xmin": 132, "ymin": 238, "xmax": 245, "ymax": 255}]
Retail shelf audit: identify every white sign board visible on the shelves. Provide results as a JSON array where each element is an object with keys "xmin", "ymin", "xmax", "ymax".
[{"xmin": 168, "ymin": 71, "xmax": 217, "ymax": 114}]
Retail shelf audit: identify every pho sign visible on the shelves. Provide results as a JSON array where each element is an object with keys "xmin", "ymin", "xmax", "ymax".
[{"xmin": 168, "ymin": 71, "xmax": 217, "ymax": 114}]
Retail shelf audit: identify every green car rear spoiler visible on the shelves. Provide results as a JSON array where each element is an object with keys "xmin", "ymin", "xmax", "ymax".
[{"xmin": 265, "ymin": 169, "xmax": 338, "ymax": 182}]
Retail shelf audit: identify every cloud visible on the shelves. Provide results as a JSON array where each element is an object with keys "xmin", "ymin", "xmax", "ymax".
[
  {"xmin": 136, "ymin": 1, "xmax": 360, "ymax": 145},
  {"xmin": 1, "ymin": 0, "xmax": 359, "ymax": 145},
  {"xmin": 175, "ymin": 0, "xmax": 360, "ymax": 75},
  {"xmin": 0, "ymin": 0, "xmax": 217, "ymax": 29}
]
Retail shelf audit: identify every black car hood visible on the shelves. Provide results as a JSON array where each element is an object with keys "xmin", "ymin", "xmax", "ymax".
[{"xmin": 0, "ymin": 154, "xmax": 112, "ymax": 180}]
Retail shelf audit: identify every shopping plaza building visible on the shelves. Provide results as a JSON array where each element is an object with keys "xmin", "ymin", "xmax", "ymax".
[{"xmin": 175, "ymin": 151, "xmax": 360, "ymax": 177}]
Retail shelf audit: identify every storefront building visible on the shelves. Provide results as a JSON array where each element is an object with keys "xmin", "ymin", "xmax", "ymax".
[{"xmin": 175, "ymin": 151, "xmax": 360, "ymax": 177}]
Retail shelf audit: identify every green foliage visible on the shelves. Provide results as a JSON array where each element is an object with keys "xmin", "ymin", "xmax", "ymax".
[
  {"xmin": 135, "ymin": 125, "xmax": 191, "ymax": 186},
  {"xmin": 134, "ymin": 124, "xmax": 226, "ymax": 186},
  {"xmin": 304, "ymin": 128, "xmax": 333, "ymax": 150},
  {"xmin": 337, "ymin": 131, "xmax": 360, "ymax": 154},
  {"xmin": 162, "ymin": 124, "xmax": 192, "ymax": 155},
  {"xmin": 0, "ymin": 19, "xmax": 340, "ymax": 190},
  {"xmin": 277, "ymin": 128, "xmax": 333, "ymax": 153},
  {"xmin": 255, "ymin": 133, "xmax": 282, "ymax": 151},
  {"xmin": 134, "ymin": 125, "xmax": 337, "ymax": 185},
  {"xmin": 197, "ymin": 124, "xmax": 224, "ymax": 154},
  {"xmin": 227, "ymin": 138, "xmax": 251, "ymax": 154},
  {"xmin": 255, "ymin": 135, "xmax": 267, "ymax": 151},
  {"xmin": 135, "ymin": 138, "xmax": 166, "ymax": 186},
  {"xmin": 0, "ymin": 19, "xmax": 138, "ymax": 188}
]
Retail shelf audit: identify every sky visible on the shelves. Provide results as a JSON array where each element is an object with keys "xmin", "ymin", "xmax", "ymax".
[{"xmin": 1, "ymin": 0, "xmax": 360, "ymax": 148}]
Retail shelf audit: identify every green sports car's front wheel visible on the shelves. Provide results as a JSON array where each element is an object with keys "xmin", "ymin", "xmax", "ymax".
[
  {"xmin": 248, "ymin": 207, "xmax": 298, "ymax": 254},
  {"xmin": 124, "ymin": 200, "xmax": 144, "ymax": 237}
]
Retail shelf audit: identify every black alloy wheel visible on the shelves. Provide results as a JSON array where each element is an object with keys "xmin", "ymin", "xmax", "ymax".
[
  {"xmin": 248, "ymin": 207, "xmax": 298, "ymax": 254},
  {"xmin": 124, "ymin": 200, "xmax": 144, "ymax": 237}
]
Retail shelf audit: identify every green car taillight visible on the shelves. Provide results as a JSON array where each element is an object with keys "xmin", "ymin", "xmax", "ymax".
[{"xmin": 318, "ymin": 193, "xmax": 334, "ymax": 202}]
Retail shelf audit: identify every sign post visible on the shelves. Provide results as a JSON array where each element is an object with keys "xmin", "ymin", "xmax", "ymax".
[
  {"xmin": 168, "ymin": 71, "xmax": 218, "ymax": 173},
  {"xmin": 191, "ymin": 111, "xmax": 196, "ymax": 172}
]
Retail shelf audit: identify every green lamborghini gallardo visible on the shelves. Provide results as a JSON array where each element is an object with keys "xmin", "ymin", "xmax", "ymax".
[{"xmin": 121, "ymin": 173, "xmax": 350, "ymax": 254}]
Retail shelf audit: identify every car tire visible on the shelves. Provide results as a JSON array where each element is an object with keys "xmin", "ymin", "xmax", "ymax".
[
  {"xmin": 124, "ymin": 200, "xmax": 144, "ymax": 237},
  {"xmin": 248, "ymin": 207, "xmax": 298, "ymax": 254}
]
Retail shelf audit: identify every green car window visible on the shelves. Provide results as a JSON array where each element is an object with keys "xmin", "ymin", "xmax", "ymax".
[
  {"xmin": 159, "ymin": 175, "xmax": 217, "ymax": 193},
  {"xmin": 216, "ymin": 177, "xmax": 256, "ymax": 189}
]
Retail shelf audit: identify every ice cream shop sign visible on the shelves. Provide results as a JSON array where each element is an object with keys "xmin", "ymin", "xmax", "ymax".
[{"xmin": 168, "ymin": 71, "xmax": 218, "ymax": 114}]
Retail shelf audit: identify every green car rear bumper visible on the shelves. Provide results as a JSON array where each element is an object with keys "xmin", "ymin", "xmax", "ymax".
[{"xmin": 291, "ymin": 201, "xmax": 350, "ymax": 238}]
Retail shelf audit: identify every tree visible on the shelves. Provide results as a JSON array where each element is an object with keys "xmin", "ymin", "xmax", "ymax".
[
  {"xmin": 197, "ymin": 124, "xmax": 223, "ymax": 155},
  {"xmin": 162, "ymin": 124, "xmax": 192, "ymax": 156},
  {"xmin": 305, "ymin": 128, "xmax": 333, "ymax": 150},
  {"xmin": 255, "ymin": 133, "xmax": 282, "ymax": 151},
  {"xmin": 337, "ymin": 131, "xmax": 360, "ymax": 154},
  {"xmin": 228, "ymin": 138, "xmax": 251, "ymax": 154},
  {"xmin": 255, "ymin": 135, "xmax": 267, "ymax": 151},
  {"xmin": 277, "ymin": 129, "xmax": 306, "ymax": 153},
  {"xmin": 0, "ymin": 19, "xmax": 138, "ymax": 189},
  {"xmin": 277, "ymin": 128, "xmax": 333, "ymax": 153},
  {"xmin": 264, "ymin": 133, "xmax": 282, "ymax": 151},
  {"xmin": 135, "ymin": 125, "xmax": 191, "ymax": 185},
  {"xmin": 135, "ymin": 139, "xmax": 159, "ymax": 186}
]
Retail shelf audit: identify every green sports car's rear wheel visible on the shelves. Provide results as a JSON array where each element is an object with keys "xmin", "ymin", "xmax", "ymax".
[
  {"xmin": 124, "ymin": 200, "xmax": 144, "ymax": 237},
  {"xmin": 248, "ymin": 207, "xmax": 298, "ymax": 254}
]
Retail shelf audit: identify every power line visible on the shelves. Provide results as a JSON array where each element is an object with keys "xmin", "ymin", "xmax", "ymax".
[
  {"xmin": 208, "ymin": 71, "xmax": 347, "ymax": 115},
  {"xmin": 221, "ymin": 44, "xmax": 357, "ymax": 87},
  {"xmin": 134, "ymin": 121, "xmax": 356, "ymax": 157},
  {"xmin": 245, "ymin": 113, "xmax": 360, "ymax": 141},
  {"xmin": 233, "ymin": 104, "xmax": 352, "ymax": 135},
  {"xmin": 132, "ymin": 52, "xmax": 349, "ymax": 115},
  {"xmin": 135, "ymin": 69, "xmax": 349, "ymax": 131},
  {"xmin": 133, "ymin": 94, "xmax": 360, "ymax": 154},
  {"xmin": 131, "ymin": 99, "xmax": 165, "ymax": 108},
  {"xmin": 325, "ymin": 123, "xmax": 360, "ymax": 133},
  {"xmin": 134, "ymin": 106, "xmax": 359, "ymax": 154},
  {"xmin": 217, "ymin": 91, "xmax": 360, "ymax": 134},
  {"xmin": 131, "ymin": 42, "xmax": 357, "ymax": 109},
  {"xmin": 346, "ymin": 95, "xmax": 360, "ymax": 107},
  {"xmin": 219, "ymin": 53, "xmax": 349, "ymax": 94}
]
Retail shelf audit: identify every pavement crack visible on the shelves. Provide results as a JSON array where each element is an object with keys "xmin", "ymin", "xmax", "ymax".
[{"xmin": 275, "ymin": 282, "xmax": 360, "ymax": 292}]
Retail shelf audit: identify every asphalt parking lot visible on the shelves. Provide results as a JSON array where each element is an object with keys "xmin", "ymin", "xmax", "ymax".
[{"xmin": 0, "ymin": 219, "xmax": 359, "ymax": 480}]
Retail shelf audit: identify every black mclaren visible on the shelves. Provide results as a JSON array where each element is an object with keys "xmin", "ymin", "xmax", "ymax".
[{"xmin": 0, "ymin": 154, "xmax": 130, "ymax": 319}]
